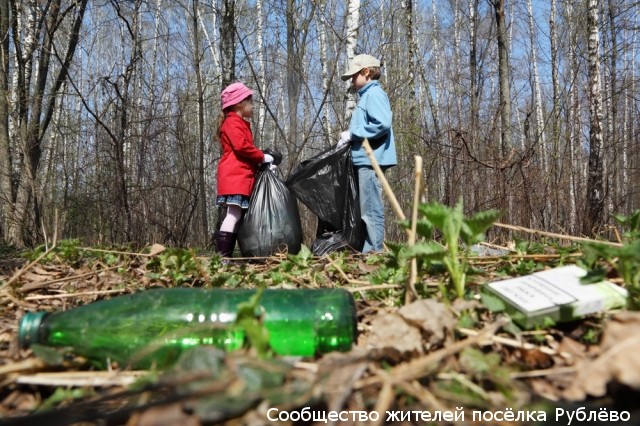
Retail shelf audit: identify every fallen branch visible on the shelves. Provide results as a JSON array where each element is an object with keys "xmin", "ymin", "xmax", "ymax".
[
  {"xmin": 20, "ymin": 265, "xmax": 122, "ymax": 293},
  {"xmin": 407, "ymin": 155, "xmax": 423, "ymax": 304},
  {"xmin": 493, "ymin": 222, "xmax": 623, "ymax": 247},
  {"xmin": 510, "ymin": 366, "xmax": 576, "ymax": 379},
  {"xmin": 16, "ymin": 371, "xmax": 147, "ymax": 387},
  {"xmin": 361, "ymin": 139, "xmax": 419, "ymax": 305},
  {"xmin": 356, "ymin": 318, "xmax": 508, "ymax": 388},
  {"xmin": 323, "ymin": 255, "xmax": 369, "ymax": 286},
  {"xmin": 25, "ymin": 289, "xmax": 128, "ymax": 301},
  {"xmin": 345, "ymin": 284, "xmax": 403, "ymax": 293},
  {"xmin": 0, "ymin": 244, "xmax": 56, "ymax": 293},
  {"xmin": 457, "ymin": 327, "xmax": 557, "ymax": 355},
  {"xmin": 0, "ymin": 359, "xmax": 48, "ymax": 377}
]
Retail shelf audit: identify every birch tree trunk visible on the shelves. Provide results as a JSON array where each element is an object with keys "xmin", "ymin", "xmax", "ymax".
[
  {"xmin": 466, "ymin": 0, "xmax": 479, "ymax": 209},
  {"xmin": 566, "ymin": 2, "xmax": 579, "ymax": 234},
  {"xmin": 220, "ymin": 0, "xmax": 236, "ymax": 88},
  {"xmin": 285, "ymin": 1, "xmax": 315, "ymax": 156},
  {"xmin": 584, "ymin": 0, "xmax": 606, "ymax": 235},
  {"xmin": 0, "ymin": 0, "xmax": 11, "ymax": 242},
  {"xmin": 492, "ymin": 0, "xmax": 513, "ymax": 226},
  {"xmin": 606, "ymin": 0, "xmax": 619, "ymax": 216},
  {"xmin": 256, "ymin": 0, "xmax": 266, "ymax": 142},
  {"xmin": 526, "ymin": 0, "xmax": 550, "ymax": 226},
  {"xmin": 622, "ymin": 0, "xmax": 633, "ymax": 212},
  {"xmin": 493, "ymin": 0, "xmax": 512, "ymax": 156},
  {"xmin": 191, "ymin": 0, "xmax": 208, "ymax": 244},
  {"xmin": 550, "ymin": 0, "xmax": 562, "ymax": 225},
  {"xmin": 468, "ymin": 0, "xmax": 479, "ymax": 145},
  {"xmin": 343, "ymin": 0, "xmax": 360, "ymax": 122},
  {"xmin": 318, "ymin": 1, "xmax": 331, "ymax": 140},
  {"xmin": 3, "ymin": 0, "xmax": 88, "ymax": 247}
]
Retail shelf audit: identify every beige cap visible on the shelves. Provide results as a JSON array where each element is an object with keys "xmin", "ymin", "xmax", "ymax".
[{"xmin": 341, "ymin": 54, "xmax": 381, "ymax": 81}]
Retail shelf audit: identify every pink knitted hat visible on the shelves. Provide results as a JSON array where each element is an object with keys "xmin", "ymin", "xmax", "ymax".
[{"xmin": 221, "ymin": 82, "xmax": 253, "ymax": 110}]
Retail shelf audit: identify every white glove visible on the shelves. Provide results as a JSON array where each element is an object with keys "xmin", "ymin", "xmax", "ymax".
[
  {"xmin": 269, "ymin": 164, "xmax": 277, "ymax": 171},
  {"xmin": 263, "ymin": 153, "xmax": 274, "ymax": 164},
  {"xmin": 337, "ymin": 130, "xmax": 351, "ymax": 147}
]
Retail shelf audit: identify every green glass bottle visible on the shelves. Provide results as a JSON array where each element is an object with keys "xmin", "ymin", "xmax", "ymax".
[{"xmin": 19, "ymin": 288, "xmax": 356, "ymax": 369}]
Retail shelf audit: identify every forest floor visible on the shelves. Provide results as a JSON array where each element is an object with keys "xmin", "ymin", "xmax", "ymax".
[{"xmin": 0, "ymin": 240, "xmax": 639, "ymax": 425}]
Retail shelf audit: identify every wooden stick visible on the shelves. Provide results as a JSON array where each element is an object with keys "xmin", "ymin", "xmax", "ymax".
[
  {"xmin": 0, "ymin": 290, "xmax": 37, "ymax": 310},
  {"xmin": 371, "ymin": 378, "xmax": 395, "ymax": 426},
  {"xmin": 510, "ymin": 366, "xmax": 576, "ymax": 379},
  {"xmin": 467, "ymin": 253, "xmax": 583, "ymax": 261},
  {"xmin": 356, "ymin": 319, "xmax": 507, "ymax": 388},
  {"xmin": 457, "ymin": 327, "xmax": 557, "ymax": 355},
  {"xmin": 0, "ymin": 359, "xmax": 48, "ymax": 376},
  {"xmin": 345, "ymin": 284, "xmax": 403, "ymax": 292},
  {"xmin": 323, "ymin": 255, "xmax": 369, "ymax": 286},
  {"xmin": 436, "ymin": 372, "xmax": 490, "ymax": 400},
  {"xmin": 0, "ymin": 244, "xmax": 56, "ymax": 292},
  {"xmin": 16, "ymin": 371, "xmax": 148, "ymax": 387},
  {"xmin": 20, "ymin": 265, "xmax": 122, "ymax": 293},
  {"xmin": 493, "ymin": 222, "xmax": 623, "ymax": 247},
  {"xmin": 406, "ymin": 156, "xmax": 423, "ymax": 304},
  {"xmin": 25, "ymin": 289, "xmax": 128, "ymax": 301},
  {"xmin": 361, "ymin": 139, "xmax": 419, "ymax": 304},
  {"xmin": 361, "ymin": 139, "xmax": 406, "ymax": 221}
]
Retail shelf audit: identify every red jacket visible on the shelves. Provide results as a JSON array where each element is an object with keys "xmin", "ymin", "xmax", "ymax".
[{"xmin": 217, "ymin": 112, "xmax": 265, "ymax": 196}]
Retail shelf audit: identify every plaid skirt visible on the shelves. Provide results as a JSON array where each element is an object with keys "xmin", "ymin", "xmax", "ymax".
[{"xmin": 216, "ymin": 194, "xmax": 250, "ymax": 209}]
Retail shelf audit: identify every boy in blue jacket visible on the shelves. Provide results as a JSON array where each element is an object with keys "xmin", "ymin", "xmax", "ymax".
[{"xmin": 339, "ymin": 54, "xmax": 397, "ymax": 252}]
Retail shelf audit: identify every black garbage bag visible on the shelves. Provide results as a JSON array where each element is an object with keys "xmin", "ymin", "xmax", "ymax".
[
  {"xmin": 238, "ymin": 168, "xmax": 303, "ymax": 257},
  {"xmin": 286, "ymin": 144, "xmax": 364, "ymax": 255}
]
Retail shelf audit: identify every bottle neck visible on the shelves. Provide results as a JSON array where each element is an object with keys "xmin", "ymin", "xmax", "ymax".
[{"xmin": 18, "ymin": 311, "xmax": 48, "ymax": 348}]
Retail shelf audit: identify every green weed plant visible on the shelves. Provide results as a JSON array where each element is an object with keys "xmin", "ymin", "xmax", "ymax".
[
  {"xmin": 580, "ymin": 210, "xmax": 640, "ymax": 309},
  {"xmin": 400, "ymin": 199, "xmax": 501, "ymax": 299},
  {"xmin": 146, "ymin": 248, "xmax": 203, "ymax": 286}
]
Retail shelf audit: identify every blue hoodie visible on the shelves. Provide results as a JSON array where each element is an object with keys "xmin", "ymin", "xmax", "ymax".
[{"xmin": 349, "ymin": 81, "xmax": 397, "ymax": 167}]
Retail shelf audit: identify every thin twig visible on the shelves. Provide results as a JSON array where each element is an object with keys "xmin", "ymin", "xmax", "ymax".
[
  {"xmin": 398, "ymin": 380, "xmax": 447, "ymax": 412},
  {"xmin": 0, "ymin": 359, "xmax": 48, "ymax": 377},
  {"xmin": 16, "ymin": 371, "xmax": 148, "ymax": 388},
  {"xmin": 78, "ymin": 247, "xmax": 155, "ymax": 257},
  {"xmin": 0, "ymin": 244, "xmax": 57, "ymax": 292},
  {"xmin": 370, "ymin": 369, "xmax": 395, "ymax": 426},
  {"xmin": 0, "ymin": 290, "xmax": 37, "ymax": 310},
  {"xmin": 457, "ymin": 328, "xmax": 557, "ymax": 355},
  {"xmin": 467, "ymin": 253, "xmax": 583, "ymax": 262},
  {"xmin": 323, "ymin": 255, "xmax": 369, "ymax": 286},
  {"xmin": 510, "ymin": 366, "xmax": 576, "ymax": 379},
  {"xmin": 345, "ymin": 284, "xmax": 403, "ymax": 292},
  {"xmin": 25, "ymin": 289, "xmax": 128, "ymax": 301},
  {"xmin": 493, "ymin": 222, "xmax": 623, "ymax": 247},
  {"xmin": 356, "ymin": 319, "xmax": 507, "ymax": 388},
  {"xmin": 19, "ymin": 265, "xmax": 122, "ymax": 293},
  {"xmin": 406, "ymin": 155, "xmax": 423, "ymax": 304},
  {"xmin": 436, "ymin": 372, "xmax": 490, "ymax": 400}
]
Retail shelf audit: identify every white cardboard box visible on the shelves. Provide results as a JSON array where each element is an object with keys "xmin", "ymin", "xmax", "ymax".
[{"xmin": 485, "ymin": 265, "xmax": 628, "ymax": 328}]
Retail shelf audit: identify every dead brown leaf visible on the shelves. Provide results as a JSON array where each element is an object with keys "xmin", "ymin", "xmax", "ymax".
[
  {"xmin": 318, "ymin": 352, "xmax": 368, "ymax": 412},
  {"xmin": 563, "ymin": 312, "xmax": 640, "ymax": 400},
  {"xmin": 364, "ymin": 312, "xmax": 424, "ymax": 354},
  {"xmin": 516, "ymin": 348, "xmax": 554, "ymax": 370},
  {"xmin": 135, "ymin": 402, "xmax": 201, "ymax": 426},
  {"xmin": 149, "ymin": 244, "xmax": 166, "ymax": 257},
  {"xmin": 398, "ymin": 299, "xmax": 456, "ymax": 349}
]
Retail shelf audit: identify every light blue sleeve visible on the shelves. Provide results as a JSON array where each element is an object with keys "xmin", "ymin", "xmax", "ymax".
[{"xmin": 350, "ymin": 89, "xmax": 392, "ymax": 141}]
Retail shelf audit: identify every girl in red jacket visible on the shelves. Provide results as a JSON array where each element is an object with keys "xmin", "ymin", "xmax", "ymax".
[{"xmin": 215, "ymin": 82, "xmax": 273, "ymax": 257}]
